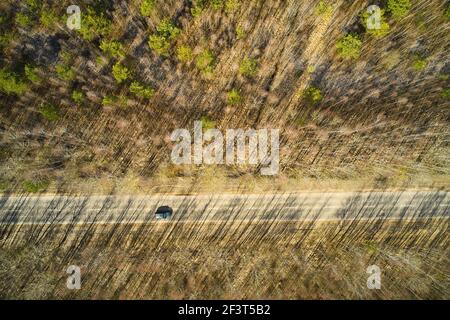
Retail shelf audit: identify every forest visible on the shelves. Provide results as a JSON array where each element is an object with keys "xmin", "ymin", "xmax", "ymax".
[{"xmin": 0, "ymin": 0, "xmax": 448, "ymax": 300}]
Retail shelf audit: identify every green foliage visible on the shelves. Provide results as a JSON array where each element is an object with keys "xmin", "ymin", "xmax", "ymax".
[
  {"xmin": 55, "ymin": 64, "xmax": 75, "ymax": 81},
  {"xmin": 0, "ymin": 69, "xmax": 28, "ymax": 95},
  {"xmin": 155, "ymin": 19, "xmax": 181, "ymax": 40},
  {"xmin": 149, "ymin": 19, "xmax": 180, "ymax": 56},
  {"xmin": 15, "ymin": 13, "xmax": 32, "ymax": 28},
  {"xmin": 59, "ymin": 51, "xmax": 73, "ymax": 64},
  {"xmin": 302, "ymin": 86, "xmax": 323, "ymax": 104},
  {"xmin": 96, "ymin": 55, "xmax": 108, "ymax": 67},
  {"xmin": 314, "ymin": 1, "xmax": 333, "ymax": 17},
  {"xmin": 336, "ymin": 34, "xmax": 362, "ymax": 59},
  {"xmin": 22, "ymin": 180, "xmax": 49, "ymax": 193},
  {"xmin": 225, "ymin": 0, "xmax": 240, "ymax": 13},
  {"xmin": 25, "ymin": 65, "xmax": 41, "ymax": 84},
  {"xmin": 0, "ymin": 181, "xmax": 7, "ymax": 191},
  {"xmin": 412, "ymin": 56, "xmax": 427, "ymax": 71},
  {"xmin": 195, "ymin": 49, "xmax": 215, "ymax": 74},
  {"xmin": 0, "ymin": 32, "xmax": 14, "ymax": 48},
  {"xmin": 149, "ymin": 34, "xmax": 171, "ymax": 56},
  {"xmin": 239, "ymin": 57, "xmax": 258, "ymax": 77},
  {"xmin": 211, "ymin": 0, "xmax": 225, "ymax": 10},
  {"xmin": 100, "ymin": 40, "xmax": 125, "ymax": 59},
  {"xmin": 79, "ymin": 7, "xmax": 111, "ymax": 41},
  {"xmin": 56, "ymin": 51, "xmax": 76, "ymax": 81},
  {"xmin": 387, "ymin": 0, "xmax": 411, "ymax": 20},
  {"xmin": 445, "ymin": 6, "xmax": 450, "ymax": 20},
  {"xmin": 72, "ymin": 90, "xmax": 84, "ymax": 104},
  {"xmin": 176, "ymin": 45, "xmax": 194, "ymax": 63},
  {"xmin": 129, "ymin": 81, "xmax": 154, "ymax": 99},
  {"xmin": 360, "ymin": 9, "xmax": 390, "ymax": 37},
  {"xmin": 190, "ymin": 0, "xmax": 238, "ymax": 15},
  {"xmin": 191, "ymin": 0, "xmax": 208, "ymax": 17},
  {"xmin": 25, "ymin": 0, "xmax": 40, "ymax": 10},
  {"xmin": 226, "ymin": 88, "xmax": 242, "ymax": 105},
  {"xmin": 191, "ymin": 6, "xmax": 203, "ymax": 18},
  {"xmin": 236, "ymin": 26, "xmax": 245, "ymax": 39},
  {"xmin": 201, "ymin": 116, "xmax": 216, "ymax": 130},
  {"xmin": 102, "ymin": 94, "xmax": 128, "ymax": 108},
  {"xmin": 441, "ymin": 89, "xmax": 450, "ymax": 100},
  {"xmin": 39, "ymin": 103, "xmax": 59, "ymax": 121},
  {"xmin": 102, "ymin": 95, "xmax": 117, "ymax": 106},
  {"xmin": 40, "ymin": 9, "xmax": 58, "ymax": 29},
  {"xmin": 140, "ymin": 0, "xmax": 156, "ymax": 17},
  {"xmin": 112, "ymin": 63, "xmax": 130, "ymax": 84}
]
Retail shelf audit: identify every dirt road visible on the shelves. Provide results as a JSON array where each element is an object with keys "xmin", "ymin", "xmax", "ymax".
[{"xmin": 0, "ymin": 191, "xmax": 448, "ymax": 225}]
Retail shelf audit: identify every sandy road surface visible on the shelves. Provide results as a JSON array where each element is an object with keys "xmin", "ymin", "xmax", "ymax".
[{"xmin": 0, "ymin": 191, "xmax": 448, "ymax": 225}]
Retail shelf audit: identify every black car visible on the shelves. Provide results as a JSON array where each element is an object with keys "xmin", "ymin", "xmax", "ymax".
[{"xmin": 155, "ymin": 206, "xmax": 173, "ymax": 220}]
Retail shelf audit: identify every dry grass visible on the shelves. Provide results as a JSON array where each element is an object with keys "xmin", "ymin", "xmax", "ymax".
[{"xmin": 0, "ymin": 216, "xmax": 448, "ymax": 299}]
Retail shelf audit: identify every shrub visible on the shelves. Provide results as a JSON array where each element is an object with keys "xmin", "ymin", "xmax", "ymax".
[
  {"xmin": 360, "ymin": 9, "xmax": 390, "ymax": 37},
  {"xmin": 225, "ymin": 0, "xmax": 240, "ymax": 13},
  {"xmin": 302, "ymin": 86, "xmax": 323, "ymax": 104},
  {"xmin": 22, "ymin": 180, "xmax": 49, "ymax": 193},
  {"xmin": 40, "ymin": 9, "xmax": 58, "ymax": 29},
  {"xmin": 25, "ymin": 0, "xmax": 40, "ymax": 9},
  {"xmin": 102, "ymin": 95, "xmax": 117, "ymax": 106},
  {"xmin": 176, "ymin": 45, "xmax": 194, "ymax": 63},
  {"xmin": 314, "ymin": 1, "xmax": 333, "ymax": 17},
  {"xmin": 227, "ymin": 88, "xmax": 242, "ymax": 105},
  {"xmin": 211, "ymin": 0, "xmax": 224, "ymax": 10},
  {"xmin": 72, "ymin": 90, "xmax": 84, "ymax": 104},
  {"xmin": 191, "ymin": 0, "xmax": 208, "ymax": 17},
  {"xmin": 387, "ymin": 0, "xmax": 411, "ymax": 20},
  {"xmin": 55, "ymin": 52, "xmax": 76, "ymax": 81},
  {"xmin": 129, "ymin": 81, "xmax": 154, "ymax": 99},
  {"xmin": 0, "ymin": 69, "xmax": 28, "ymax": 95},
  {"xmin": 149, "ymin": 35, "xmax": 171, "ymax": 56},
  {"xmin": 0, "ymin": 181, "xmax": 7, "ymax": 191},
  {"xmin": 445, "ymin": 6, "xmax": 450, "ymax": 20},
  {"xmin": 201, "ymin": 116, "xmax": 216, "ymax": 130},
  {"xmin": 0, "ymin": 32, "xmax": 14, "ymax": 48},
  {"xmin": 15, "ymin": 13, "xmax": 32, "ymax": 28},
  {"xmin": 239, "ymin": 58, "xmax": 258, "ymax": 77},
  {"xmin": 236, "ymin": 26, "xmax": 245, "ymax": 39},
  {"xmin": 336, "ymin": 34, "xmax": 362, "ymax": 59},
  {"xmin": 441, "ymin": 89, "xmax": 450, "ymax": 100},
  {"xmin": 412, "ymin": 56, "xmax": 427, "ymax": 71},
  {"xmin": 156, "ymin": 19, "xmax": 181, "ymax": 40},
  {"xmin": 112, "ymin": 63, "xmax": 130, "ymax": 83},
  {"xmin": 55, "ymin": 64, "xmax": 75, "ymax": 81},
  {"xmin": 96, "ymin": 55, "xmax": 108, "ymax": 67},
  {"xmin": 39, "ymin": 103, "xmax": 59, "ymax": 121},
  {"xmin": 190, "ymin": 0, "xmax": 237, "ymax": 15},
  {"xmin": 195, "ymin": 49, "xmax": 215, "ymax": 74},
  {"xmin": 78, "ymin": 7, "xmax": 111, "ymax": 41},
  {"xmin": 25, "ymin": 65, "xmax": 41, "ymax": 84},
  {"xmin": 140, "ymin": 0, "xmax": 155, "ymax": 17},
  {"xmin": 100, "ymin": 40, "xmax": 125, "ymax": 59},
  {"xmin": 149, "ymin": 19, "xmax": 180, "ymax": 56},
  {"xmin": 60, "ymin": 51, "xmax": 73, "ymax": 64},
  {"xmin": 102, "ymin": 94, "xmax": 128, "ymax": 108}
]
